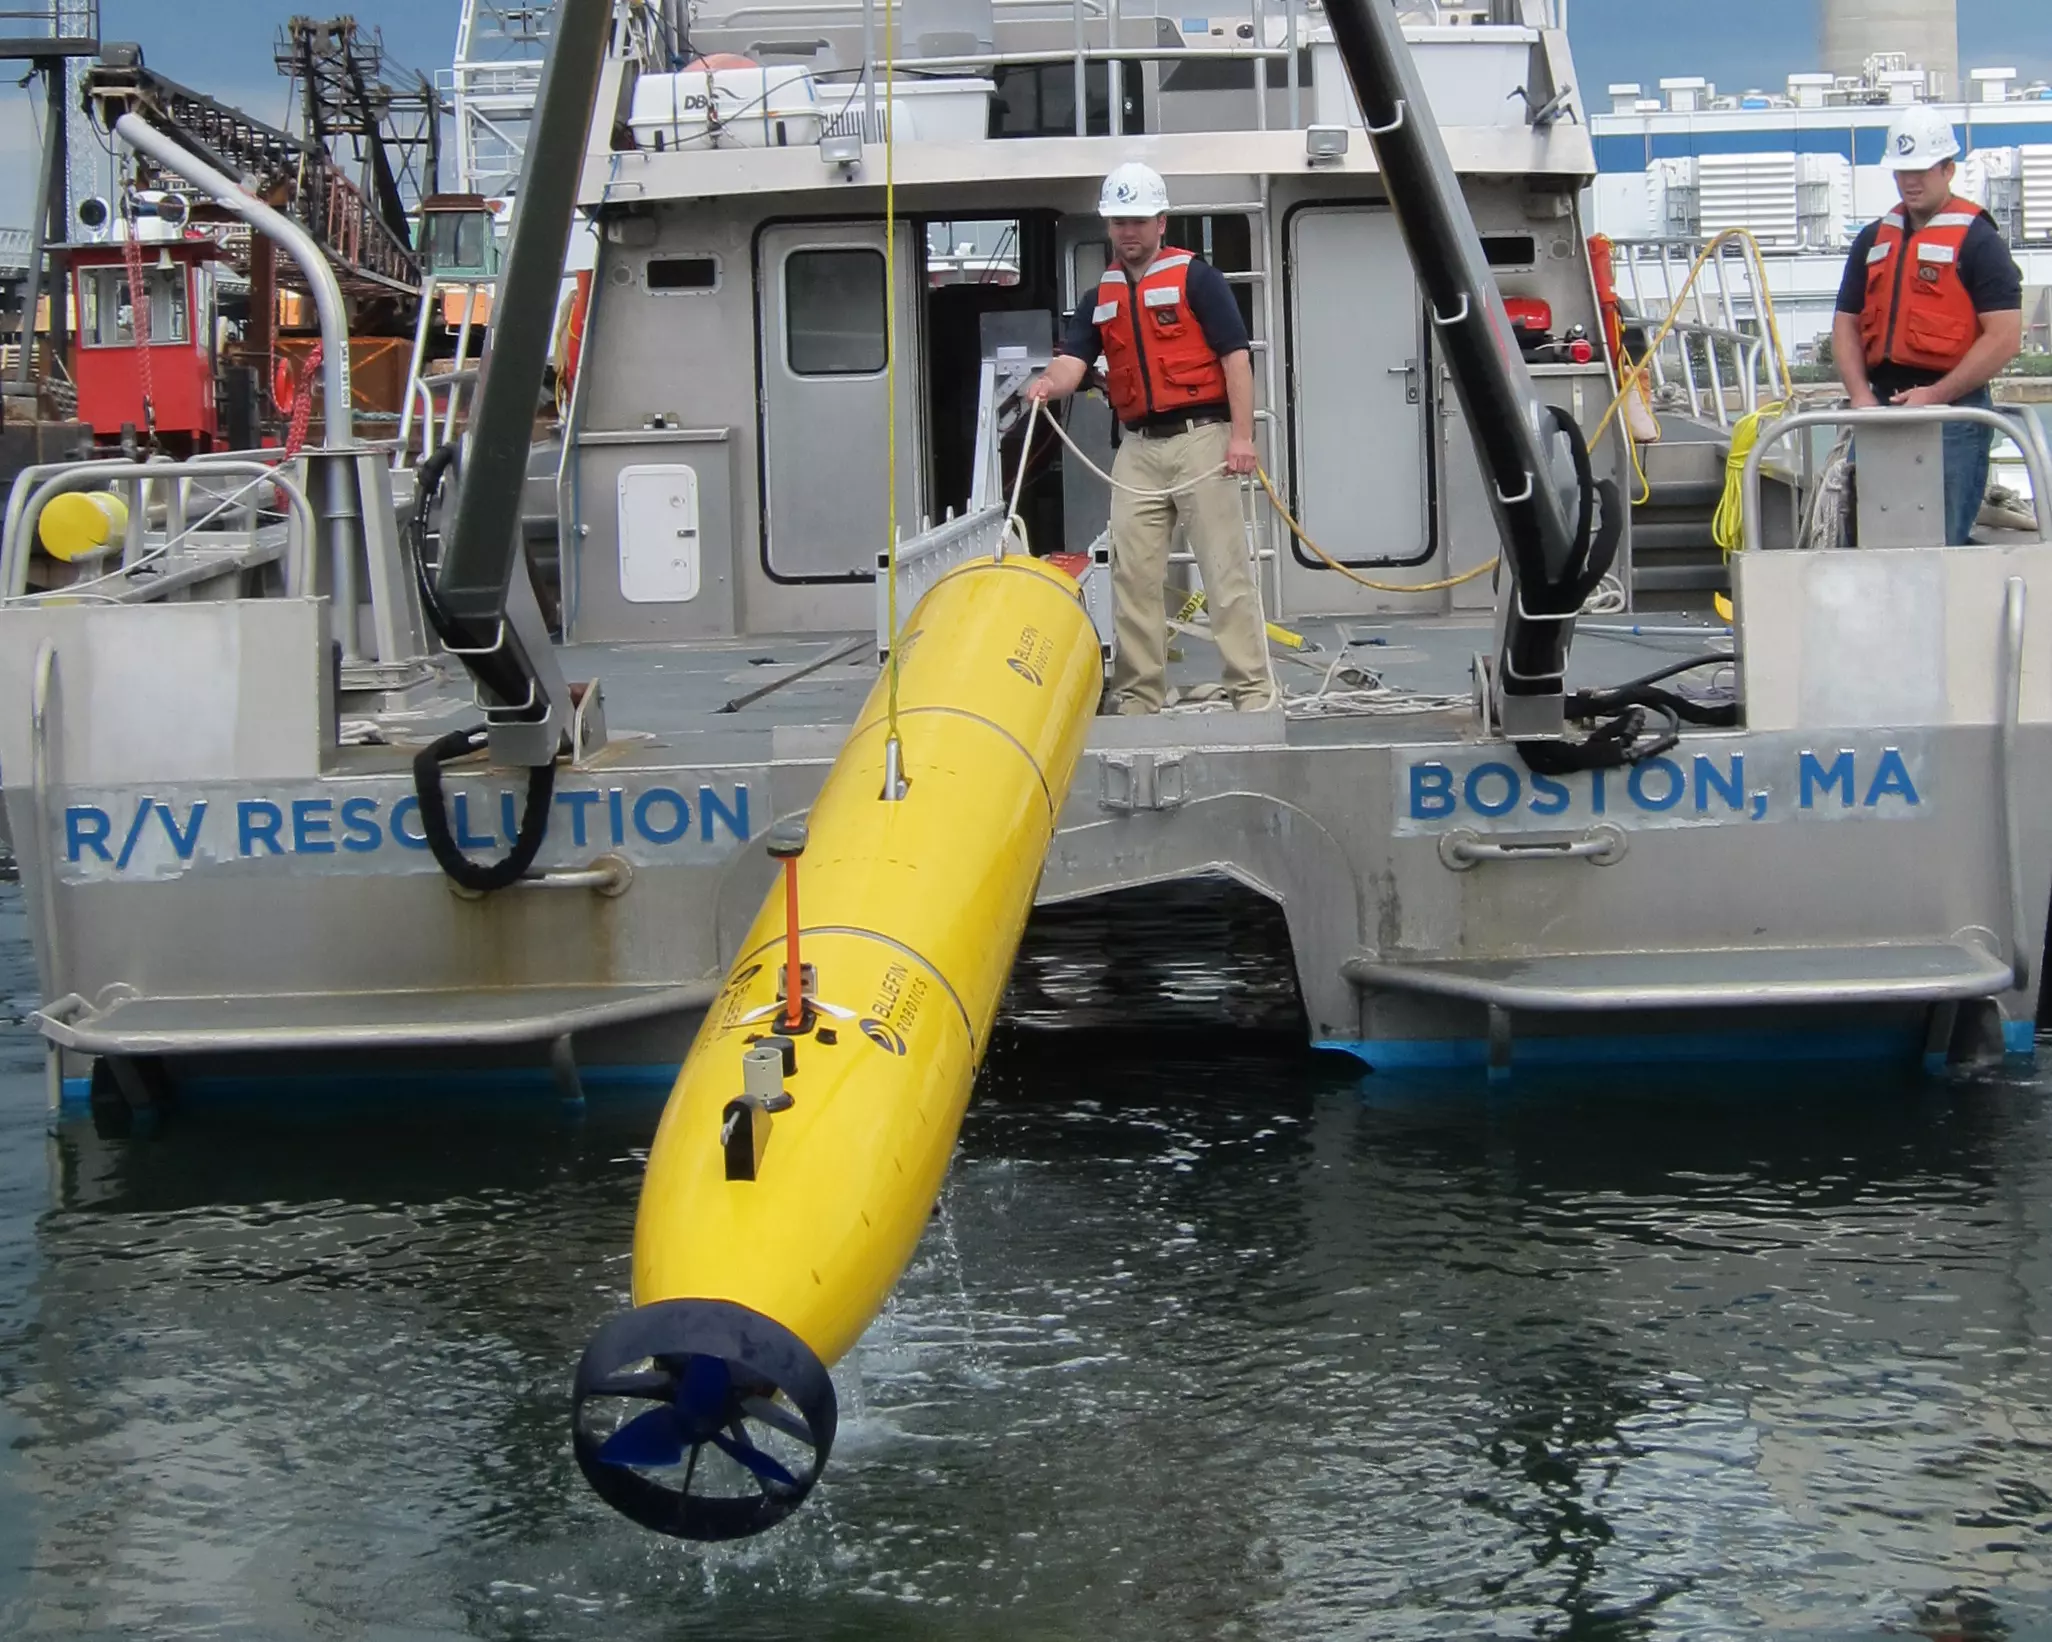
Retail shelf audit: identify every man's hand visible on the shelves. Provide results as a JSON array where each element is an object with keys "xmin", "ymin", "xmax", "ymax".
[
  {"xmin": 1845, "ymin": 383, "xmax": 1880, "ymax": 410},
  {"xmin": 1224, "ymin": 433, "xmax": 1258, "ymax": 477},
  {"xmin": 1027, "ymin": 356, "xmax": 1088, "ymax": 406},
  {"xmin": 1890, "ymin": 384, "xmax": 1948, "ymax": 408}
]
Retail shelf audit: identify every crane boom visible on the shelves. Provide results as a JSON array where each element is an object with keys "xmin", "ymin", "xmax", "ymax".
[
  {"xmin": 1321, "ymin": 0, "xmax": 1624, "ymax": 759},
  {"xmin": 85, "ymin": 49, "xmax": 419, "ymax": 299}
]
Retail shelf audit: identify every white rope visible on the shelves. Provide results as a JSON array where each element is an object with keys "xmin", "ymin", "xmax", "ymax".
[
  {"xmin": 1800, "ymin": 430, "xmax": 1855, "ymax": 551},
  {"xmin": 1011, "ymin": 400, "xmax": 1496, "ymax": 721},
  {"xmin": 1580, "ymin": 572, "xmax": 1627, "ymax": 615}
]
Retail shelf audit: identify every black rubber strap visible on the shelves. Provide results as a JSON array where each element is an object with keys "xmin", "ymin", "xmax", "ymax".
[
  {"xmin": 1511, "ymin": 411, "xmax": 1655, "ymax": 776},
  {"xmin": 411, "ymin": 726, "xmax": 557, "ymax": 894}
]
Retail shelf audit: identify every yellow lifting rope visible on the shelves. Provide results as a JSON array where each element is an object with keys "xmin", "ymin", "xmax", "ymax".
[
  {"xmin": 1024, "ymin": 232, "xmax": 1797, "ymax": 611},
  {"xmin": 881, "ymin": 0, "xmax": 902, "ymax": 753},
  {"xmin": 1151, "ymin": 229, "xmax": 1797, "ymax": 601},
  {"xmin": 1255, "ymin": 468, "xmax": 1499, "ymax": 595}
]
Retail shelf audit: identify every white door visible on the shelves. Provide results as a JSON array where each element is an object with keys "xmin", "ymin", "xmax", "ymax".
[
  {"xmin": 1284, "ymin": 206, "xmax": 1434, "ymax": 610},
  {"xmin": 617, "ymin": 464, "xmax": 702, "ymax": 603},
  {"xmin": 757, "ymin": 220, "xmax": 923, "ymax": 581}
]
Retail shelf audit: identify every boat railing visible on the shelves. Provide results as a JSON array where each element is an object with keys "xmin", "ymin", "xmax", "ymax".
[
  {"xmin": 1642, "ymin": 321, "xmax": 1773, "ymax": 429},
  {"xmin": 0, "ymin": 455, "xmax": 318, "ymax": 604},
  {"xmin": 675, "ymin": 0, "xmax": 1560, "ymax": 143},
  {"xmin": 1609, "ymin": 235, "xmax": 1789, "ymax": 428},
  {"xmin": 876, "ymin": 506, "xmax": 1012, "ymax": 658},
  {"xmin": 1739, "ymin": 405, "xmax": 2052, "ymax": 553}
]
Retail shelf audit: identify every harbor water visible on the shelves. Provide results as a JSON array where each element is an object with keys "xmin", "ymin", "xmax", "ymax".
[{"xmin": 3, "ymin": 879, "xmax": 2051, "ymax": 1640}]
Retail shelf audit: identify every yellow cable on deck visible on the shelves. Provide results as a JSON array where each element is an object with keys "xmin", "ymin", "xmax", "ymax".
[
  {"xmin": 1711, "ymin": 402, "xmax": 1785, "ymax": 556},
  {"xmin": 1256, "ymin": 469, "xmax": 1499, "ymax": 594}
]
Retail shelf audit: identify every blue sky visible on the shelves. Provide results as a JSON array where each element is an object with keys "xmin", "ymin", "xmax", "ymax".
[
  {"xmin": 3, "ymin": 1, "xmax": 2048, "ymax": 223},
  {"xmin": 0, "ymin": 1, "xmax": 462, "ymax": 224},
  {"xmin": 1568, "ymin": 0, "xmax": 2052, "ymax": 98}
]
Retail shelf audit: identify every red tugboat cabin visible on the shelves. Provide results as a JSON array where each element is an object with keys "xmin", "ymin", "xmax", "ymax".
[{"xmin": 69, "ymin": 234, "xmax": 226, "ymax": 451}]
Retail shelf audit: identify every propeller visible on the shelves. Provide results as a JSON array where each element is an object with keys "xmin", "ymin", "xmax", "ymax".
[{"xmin": 572, "ymin": 1298, "xmax": 838, "ymax": 1541}]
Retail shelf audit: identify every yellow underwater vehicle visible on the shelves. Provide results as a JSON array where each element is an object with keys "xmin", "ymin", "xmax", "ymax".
[{"xmin": 571, "ymin": 553, "xmax": 1102, "ymax": 1538}]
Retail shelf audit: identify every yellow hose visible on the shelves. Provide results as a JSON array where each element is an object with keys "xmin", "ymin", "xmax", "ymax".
[
  {"xmin": 1592, "ymin": 227, "xmax": 1794, "ymax": 450},
  {"xmin": 1710, "ymin": 402, "xmax": 1785, "ymax": 556},
  {"xmin": 1256, "ymin": 469, "xmax": 1498, "ymax": 594}
]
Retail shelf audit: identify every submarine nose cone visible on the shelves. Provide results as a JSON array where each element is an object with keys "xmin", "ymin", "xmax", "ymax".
[{"xmin": 571, "ymin": 1297, "xmax": 837, "ymax": 1541}]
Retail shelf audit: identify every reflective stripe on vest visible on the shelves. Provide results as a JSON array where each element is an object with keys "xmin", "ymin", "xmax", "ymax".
[
  {"xmin": 1859, "ymin": 196, "xmax": 1985, "ymax": 374},
  {"xmin": 1094, "ymin": 254, "xmax": 1229, "ymax": 425}
]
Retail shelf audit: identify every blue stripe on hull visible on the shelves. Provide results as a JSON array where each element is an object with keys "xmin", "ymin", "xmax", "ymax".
[
  {"xmin": 56, "ymin": 1023, "xmax": 2041, "ymax": 1110},
  {"xmin": 1317, "ymin": 1024, "xmax": 1991, "ymax": 1072},
  {"xmin": 58, "ymin": 1061, "xmax": 684, "ymax": 1111}
]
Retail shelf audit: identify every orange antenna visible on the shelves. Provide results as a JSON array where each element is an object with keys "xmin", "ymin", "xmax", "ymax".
[{"xmin": 766, "ymin": 818, "xmax": 809, "ymax": 1031}]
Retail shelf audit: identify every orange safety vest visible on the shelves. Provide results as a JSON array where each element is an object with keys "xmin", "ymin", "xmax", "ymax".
[
  {"xmin": 1859, "ymin": 197, "xmax": 1988, "ymax": 374},
  {"xmin": 1093, "ymin": 251, "xmax": 1229, "ymax": 425}
]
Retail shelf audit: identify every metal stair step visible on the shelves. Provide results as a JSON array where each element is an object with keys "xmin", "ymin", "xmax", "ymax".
[
  {"xmin": 1631, "ymin": 564, "xmax": 1730, "ymax": 593},
  {"xmin": 1633, "ymin": 477, "xmax": 1726, "ymax": 511},
  {"xmin": 1343, "ymin": 942, "xmax": 2012, "ymax": 1013},
  {"xmin": 1630, "ymin": 518, "xmax": 1720, "ymax": 552},
  {"xmin": 33, "ymin": 980, "xmax": 722, "ymax": 1056}
]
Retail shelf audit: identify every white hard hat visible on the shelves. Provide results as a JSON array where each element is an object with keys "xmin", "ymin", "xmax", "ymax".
[
  {"xmin": 1099, "ymin": 162, "xmax": 1170, "ymax": 219},
  {"xmin": 1883, "ymin": 104, "xmax": 1961, "ymax": 171}
]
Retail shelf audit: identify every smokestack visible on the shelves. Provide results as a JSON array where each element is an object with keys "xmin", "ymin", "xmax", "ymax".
[{"xmin": 1820, "ymin": 0, "xmax": 1959, "ymax": 99}]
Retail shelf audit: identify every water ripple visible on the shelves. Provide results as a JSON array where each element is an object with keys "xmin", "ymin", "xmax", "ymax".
[{"xmin": 1, "ymin": 887, "xmax": 2050, "ymax": 1637}]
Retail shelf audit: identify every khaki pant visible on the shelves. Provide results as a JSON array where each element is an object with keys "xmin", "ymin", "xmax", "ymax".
[{"xmin": 1107, "ymin": 421, "xmax": 1269, "ymax": 711}]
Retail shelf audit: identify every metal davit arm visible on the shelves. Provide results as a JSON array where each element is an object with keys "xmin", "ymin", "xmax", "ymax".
[
  {"xmin": 429, "ymin": 0, "xmax": 610, "ymax": 674},
  {"xmin": 110, "ymin": 114, "xmax": 352, "ymax": 441},
  {"xmin": 1318, "ymin": 0, "xmax": 1623, "ymax": 752},
  {"xmin": 398, "ymin": 0, "xmax": 611, "ymax": 893}
]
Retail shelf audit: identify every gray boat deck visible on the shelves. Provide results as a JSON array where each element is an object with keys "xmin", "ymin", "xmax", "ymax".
[{"xmin": 368, "ymin": 611, "xmax": 1733, "ymax": 775}]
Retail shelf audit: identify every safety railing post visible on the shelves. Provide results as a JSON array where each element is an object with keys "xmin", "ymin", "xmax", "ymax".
[
  {"xmin": 1107, "ymin": 0, "xmax": 1122, "ymax": 134},
  {"xmin": 863, "ymin": 0, "xmax": 878, "ymax": 135},
  {"xmin": 1251, "ymin": 0, "xmax": 1267, "ymax": 130},
  {"xmin": 1285, "ymin": 0, "xmax": 1300, "ymax": 127},
  {"xmin": 1072, "ymin": 0, "xmax": 1086, "ymax": 136}
]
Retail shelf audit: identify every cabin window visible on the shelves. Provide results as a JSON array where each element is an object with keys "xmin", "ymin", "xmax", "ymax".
[
  {"xmin": 77, "ymin": 265, "xmax": 189, "ymax": 348},
  {"xmin": 422, "ymin": 209, "xmax": 494, "ymax": 276},
  {"xmin": 1481, "ymin": 233, "xmax": 1539, "ymax": 270},
  {"xmin": 989, "ymin": 62, "xmax": 1142, "ymax": 138},
  {"xmin": 785, "ymin": 248, "xmax": 887, "ymax": 376},
  {"xmin": 646, "ymin": 254, "xmax": 720, "ymax": 294},
  {"xmin": 924, "ymin": 221, "xmax": 1020, "ymax": 288}
]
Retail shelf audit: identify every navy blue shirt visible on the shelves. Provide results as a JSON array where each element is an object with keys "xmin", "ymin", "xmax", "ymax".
[
  {"xmin": 1835, "ymin": 209, "xmax": 2022, "ymax": 396},
  {"xmin": 1056, "ymin": 255, "xmax": 1251, "ymax": 368}
]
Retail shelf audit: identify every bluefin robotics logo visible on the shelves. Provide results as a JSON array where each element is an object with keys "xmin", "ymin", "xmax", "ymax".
[
  {"xmin": 859, "ymin": 1017, "xmax": 908, "ymax": 1055},
  {"xmin": 1007, "ymin": 625, "xmax": 1055, "ymax": 686}
]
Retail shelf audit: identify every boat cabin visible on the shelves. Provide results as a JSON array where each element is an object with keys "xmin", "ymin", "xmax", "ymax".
[
  {"xmin": 561, "ymin": 0, "xmax": 1621, "ymax": 643},
  {"xmin": 68, "ymin": 229, "xmax": 226, "ymax": 451}
]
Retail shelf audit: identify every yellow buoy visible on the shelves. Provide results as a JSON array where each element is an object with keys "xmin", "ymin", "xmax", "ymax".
[
  {"xmin": 573, "ymin": 553, "xmax": 1102, "ymax": 1540},
  {"xmin": 38, "ymin": 492, "xmax": 130, "ymax": 563}
]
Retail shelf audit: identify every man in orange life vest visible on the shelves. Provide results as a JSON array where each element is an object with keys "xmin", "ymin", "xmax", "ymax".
[
  {"xmin": 1026, "ymin": 162, "xmax": 1270, "ymax": 713},
  {"xmin": 1833, "ymin": 104, "xmax": 2023, "ymax": 546}
]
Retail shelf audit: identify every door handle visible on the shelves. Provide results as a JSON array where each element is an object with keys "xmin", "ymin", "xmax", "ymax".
[{"xmin": 1388, "ymin": 359, "xmax": 1419, "ymax": 404}]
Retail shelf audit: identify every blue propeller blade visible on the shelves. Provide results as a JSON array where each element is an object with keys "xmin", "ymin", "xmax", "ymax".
[
  {"xmin": 597, "ymin": 1406, "xmax": 688, "ymax": 1469},
  {"xmin": 739, "ymin": 1395, "xmax": 813, "ymax": 1445},
  {"xmin": 677, "ymin": 1355, "xmax": 733, "ymax": 1430},
  {"xmin": 713, "ymin": 1427, "xmax": 801, "ymax": 1493}
]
